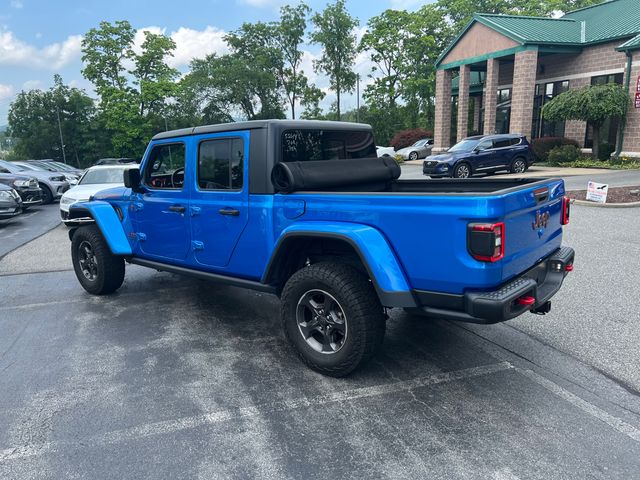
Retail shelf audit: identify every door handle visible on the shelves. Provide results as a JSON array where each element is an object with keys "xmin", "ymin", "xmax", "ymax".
[
  {"xmin": 218, "ymin": 208, "xmax": 240, "ymax": 216},
  {"xmin": 168, "ymin": 205, "xmax": 186, "ymax": 213}
]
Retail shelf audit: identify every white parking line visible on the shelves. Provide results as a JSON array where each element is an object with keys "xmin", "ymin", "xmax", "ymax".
[
  {"xmin": 518, "ymin": 368, "xmax": 640, "ymax": 443},
  {"xmin": 0, "ymin": 362, "xmax": 513, "ymax": 463}
]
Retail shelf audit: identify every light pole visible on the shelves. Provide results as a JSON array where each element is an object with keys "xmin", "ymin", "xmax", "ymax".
[
  {"xmin": 56, "ymin": 106, "xmax": 67, "ymax": 164},
  {"xmin": 356, "ymin": 74, "xmax": 360, "ymax": 123}
]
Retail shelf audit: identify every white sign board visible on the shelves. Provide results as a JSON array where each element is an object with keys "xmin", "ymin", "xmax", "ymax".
[{"xmin": 586, "ymin": 181, "xmax": 608, "ymax": 203}]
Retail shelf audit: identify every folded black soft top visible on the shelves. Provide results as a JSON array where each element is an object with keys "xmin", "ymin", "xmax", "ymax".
[{"xmin": 271, "ymin": 157, "xmax": 401, "ymax": 193}]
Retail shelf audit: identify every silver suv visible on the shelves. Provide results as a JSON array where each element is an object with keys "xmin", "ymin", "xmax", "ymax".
[{"xmin": 0, "ymin": 159, "xmax": 69, "ymax": 204}]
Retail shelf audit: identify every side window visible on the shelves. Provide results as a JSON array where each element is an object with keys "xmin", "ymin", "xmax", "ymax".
[
  {"xmin": 198, "ymin": 137, "xmax": 244, "ymax": 190},
  {"xmin": 0, "ymin": 167, "xmax": 9, "ymax": 173},
  {"xmin": 493, "ymin": 138, "xmax": 512, "ymax": 149},
  {"xmin": 510, "ymin": 137, "xmax": 522, "ymax": 146},
  {"xmin": 143, "ymin": 143, "xmax": 186, "ymax": 189},
  {"xmin": 476, "ymin": 140, "xmax": 493, "ymax": 151}
]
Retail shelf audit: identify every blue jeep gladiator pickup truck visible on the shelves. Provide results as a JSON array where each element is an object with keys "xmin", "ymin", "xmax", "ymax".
[{"xmin": 66, "ymin": 120, "xmax": 574, "ymax": 376}]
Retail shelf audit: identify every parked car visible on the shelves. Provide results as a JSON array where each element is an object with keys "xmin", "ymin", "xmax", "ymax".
[
  {"xmin": 0, "ymin": 183, "xmax": 23, "ymax": 223},
  {"xmin": 376, "ymin": 146, "xmax": 395, "ymax": 158},
  {"xmin": 0, "ymin": 172, "xmax": 43, "ymax": 209},
  {"xmin": 94, "ymin": 158, "xmax": 138, "ymax": 166},
  {"xmin": 13, "ymin": 161, "xmax": 80, "ymax": 185},
  {"xmin": 25, "ymin": 159, "xmax": 84, "ymax": 177},
  {"xmin": 395, "ymin": 138, "xmax": 434, "ymax": 160},
  {"xmin": 64, "ymin": 120, "xmax": 574, "ymax": 377},
  {"xmin": 423, "ymin": 134, "xmax": 534, "ymax": 179},
  {"xmin": 60, "ymin": 165, "xmax": 135, "ymax": 220},
  {"xmin": 0, "ymin": 159, "xmax": 69, "ymax": 204}
]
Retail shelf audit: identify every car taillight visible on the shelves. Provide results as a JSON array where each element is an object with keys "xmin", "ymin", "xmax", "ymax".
[
  {"xmin": 561, "ymin": 196, "xmax": 570, "ymax": 225},
  {"xmin": 468, "ymin": 222, "xmax": 505, "ymax": 262}
]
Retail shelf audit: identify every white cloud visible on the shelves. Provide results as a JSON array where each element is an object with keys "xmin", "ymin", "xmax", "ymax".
[
  {"xmin": 0, "ymin": 28, "xmax": 82, "ymax": 69},
  {"xmin": 236, "ymin": 0, "xmax": 285, "ymax": 8},
  {"xmin": 132, "ymin": 25, "xmax": 228, "ymax": 69},
  {"xmin": 10, "ymin": 0, "xmax": 23, "ymax": 9},
  {"xmin": 169, "ymin": 26, "xmax": 228, "ymax": 68},
  {"xmin": 21, "ymin": 80, "xmax": 42, "ymax": 91},
  {"xmin": 0, "ymin": 84, "xmax": 13, "ymax": 101}
]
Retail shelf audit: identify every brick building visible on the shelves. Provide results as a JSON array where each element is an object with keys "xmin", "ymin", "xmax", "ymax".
[{"xmin": 433, "ymin": 0, "xmax": 640, "ymax": 157}]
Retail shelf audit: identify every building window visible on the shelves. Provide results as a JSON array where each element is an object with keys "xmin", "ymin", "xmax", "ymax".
[
  {"xmin": 585, "ymin": 73, "xmax": 624, "ymax": 157},
  {"xmin": 495, "ymin": 88, "xmax": 511, "ymax": 134},
  {"xmin": 532, "ymin": 80, "xmax": 569, "ymax": 139}
]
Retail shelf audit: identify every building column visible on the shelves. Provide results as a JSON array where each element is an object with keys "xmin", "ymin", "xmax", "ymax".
[
  {"xmin": 483, "ymin": 58, "xmax": 499, "ymax": 135},
  {"xmin": 472, "ymin": 96, "xmax": 481, "ymax": 133},
  {"xmin": 621, "ymin": 61, "xmax": 640, "ymax": 156},
  {"xmin": 434, "ymin": 68, "xmax": 453, "ymax": 152},
  {"xmin": 457, "ymin": 64, "xmax": 470, "ymax": 142},
  {"xmin": 510, "ymin": 49, "xmax": 538, "ymax": 138}
]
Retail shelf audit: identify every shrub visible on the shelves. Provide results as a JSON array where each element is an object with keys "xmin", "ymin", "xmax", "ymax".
[
  {"xmin": 530, "ymin": 137, "xmax": 580, "ymax": 162},
  {"xmin": 597, "ymin": 142, "xmax": 615, "ymax": 160},
  {"xmin": 394, "ymin": 154, "xmax": 405, "ymax": 165},
  {"xmin": 547, "ymin": 145, "xmax": 583, "ymax": 166},
  {"xmin": 390, "ymin": 128, "xmax": 433, "ymax": 150}
]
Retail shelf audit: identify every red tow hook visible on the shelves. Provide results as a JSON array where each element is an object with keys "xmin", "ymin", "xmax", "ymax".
[
  {"xmin": 516, "ymin": 296, "xmax": 536, "ymax": 306},
  {"xmin": 565, "ymin": 264, "xmax": 574, "ymax": 272}
]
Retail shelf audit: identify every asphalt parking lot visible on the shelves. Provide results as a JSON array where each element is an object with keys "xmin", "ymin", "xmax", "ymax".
[{"xmin": 1, "ymin": 202, "xmax": 639, "ymax": 479}]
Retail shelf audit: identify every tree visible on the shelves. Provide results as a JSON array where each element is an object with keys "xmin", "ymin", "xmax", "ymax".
[
  {"xmin": 8, "ymin": 76, "xmax": 103, "ymax": 166},
  {"xmin": 542, "ymin": 83, "xmax": 629, "ymax": 160},
  {"xmin": 225, "ymin": 22, "xmax": 286, "ymax": 119},
  {"xmin": 310, "ymin": 0, "xmax": 358, "ymax": 121},
  {"xmin": 276, "ymin": 3, "xmax": 312, "ymax": 119},
  {"xmin": 82, "ymin": 20, "xmax": 180, "ymax": 157}
]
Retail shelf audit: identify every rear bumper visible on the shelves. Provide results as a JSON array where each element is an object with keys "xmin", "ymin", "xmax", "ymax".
[{"xmin": 410, "ymin": 246, "xmax": 575, "ymax": 324}]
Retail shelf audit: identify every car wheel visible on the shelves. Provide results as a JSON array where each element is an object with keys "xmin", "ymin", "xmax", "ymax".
[
  {"xmin": 281, "ymin": 262, "xmax": 385, "ymax": 377},
  {"xmin": 453, "ymin": 162, "xmax": 472, "ymax": 179},
  {"xmin": 510, "ymin": 157, "xmax": 528, "ymax": 174},
  {"xmin": 39, "ymin": 184, "xmax": 53, "ymax": 205},
  {"xmin": 71, "ymin": 225, "xmax": 125, "ymax": 295},
  {"xmin": 408, "ymin": 151, "xmax": 419, "ymax": 161}
]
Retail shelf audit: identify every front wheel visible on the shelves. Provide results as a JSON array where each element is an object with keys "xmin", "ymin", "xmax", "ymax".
[
  {"xmin": 408, "ymin": 151, "xmax": 419, "ymax": 161},
  {"xmin": 281, "ymin": 262, "xmax": 385, "ymax": 377},
  {"xmin": 71, "ymin": 225, "xmax": 125, "ymax": 295},
  {"xmin": 453, "ymin": 162, "xmax": 472, "ymax": 178},
  {"xmin": 39, "ymin": 184, "xmax": 53, "ymax": 204}
]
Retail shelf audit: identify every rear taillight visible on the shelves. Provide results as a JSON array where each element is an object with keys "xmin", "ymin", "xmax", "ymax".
[
  {"xmin": 561, "ymin": 196, "xmax": 571, "ymax": 225},
  {"xmin": 467, "ymin": 222, "xmax": 505, "ymax": 262}
]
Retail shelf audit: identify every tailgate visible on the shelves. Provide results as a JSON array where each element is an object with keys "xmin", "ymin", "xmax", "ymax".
[{"xmin": 500, "ymin": 178, "xmax": 565, "ymax": 283}]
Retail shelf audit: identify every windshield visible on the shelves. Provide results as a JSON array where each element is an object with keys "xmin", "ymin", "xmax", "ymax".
[
  {"xmin": 16, "ymin": 163, "xmax": 45, "ymax": 171},
  {"xmin": 79, "ymin": 168, "xmax": 126, "ymax": 185},
  {"xmin": 448, "ymin": 139, "xmax": 480, "ymax": 153},
  {"xmin": 49, "ymin": 162, "xmax": 76, "ymax": 171}
]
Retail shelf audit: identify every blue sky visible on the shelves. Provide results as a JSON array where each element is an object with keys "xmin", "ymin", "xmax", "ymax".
[{"xmin": 0, "ymin": 0, "xmax": 435, "ymax": 125}]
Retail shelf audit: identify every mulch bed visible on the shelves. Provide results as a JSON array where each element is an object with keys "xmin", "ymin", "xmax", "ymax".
[{"xmin": 566, "ymin": 185, "xmax": 640, "ymax": 204}]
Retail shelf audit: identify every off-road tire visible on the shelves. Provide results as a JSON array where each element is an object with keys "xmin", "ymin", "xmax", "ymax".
[
  {"xmin": 281, "ymin": 262, "xmax": 385, "ymax": 377},
  {"xmin": 510, "ymin": 157, "xmax": 528, "ymax": 174},
  {"xmin": 71, "ymin": 225, "xmax": 125, "ymax": 295},
  {"xmin": 40, "ymin": 184, "xmax": 53, "ymax": 204}
]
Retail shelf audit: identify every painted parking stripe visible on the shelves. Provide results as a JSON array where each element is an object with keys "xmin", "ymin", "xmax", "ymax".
[
  {"xmin": 0, "ymin": 362, "xmax": 513, "ymax": 462},
  {"xmin": 518, "ymin": 368, "xmax": 640, "ymax": 442}
]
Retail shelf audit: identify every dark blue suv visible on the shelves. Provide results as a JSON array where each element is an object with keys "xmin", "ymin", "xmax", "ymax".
[{"xmin": 423, "ymin": 134, "xmax": 534, "ymax": 178}]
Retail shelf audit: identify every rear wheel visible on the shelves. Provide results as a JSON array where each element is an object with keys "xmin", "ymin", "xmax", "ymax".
[
  {"xmin": 510, "ymin": 157, "xmax": 527, "ymax": 174},
  {"xmin": 39, "ymin": 184, "xmax": 53, "ymax": 204},
  {"xmin": 281, "ymin": 262, "xmax": 385, "ymax": 377},
  {"xmin": 453, "ymin": 162, "xmax": 472, "ymax": 178},
  {"xmin": 71, "ymin": 225, "xmax": 125, "ymax": 295}
]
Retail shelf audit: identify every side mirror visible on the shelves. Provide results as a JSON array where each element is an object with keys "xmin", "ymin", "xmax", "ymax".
[{"xmin": 123, "ymin": 168, "xmax": 143, "ymax": 192}]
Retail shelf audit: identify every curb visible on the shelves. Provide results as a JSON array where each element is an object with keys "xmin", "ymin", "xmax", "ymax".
[{"xmin": 571, "ymin": 199, "xmax": 640, "ymax": 208}]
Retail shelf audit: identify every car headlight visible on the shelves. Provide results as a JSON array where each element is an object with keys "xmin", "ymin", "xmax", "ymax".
[
  {"xmin": 13, "ymin": 179, "xmax": 30, "ymax": 187},
  {"xmin": 0, "ymin": 190, "xmax": 11, "ymax": 200},
  {"xmin": 60, "ymin": 196, "xmax": 78, "ymax": 205},
  {"xmin": 49, "ymin": 175, "xmax": 66, "ymax": 182}
]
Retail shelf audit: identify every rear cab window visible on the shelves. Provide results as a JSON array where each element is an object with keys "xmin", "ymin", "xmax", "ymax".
[{"xmin": 281, "ymin": 129, "xmax": 376, "ymax": 163}]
